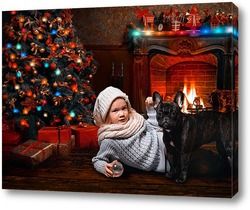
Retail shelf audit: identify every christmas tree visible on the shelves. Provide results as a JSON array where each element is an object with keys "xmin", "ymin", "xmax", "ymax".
[{"xmin": 2, "ymin": 9, "xmax": 98, "ymax": 140}]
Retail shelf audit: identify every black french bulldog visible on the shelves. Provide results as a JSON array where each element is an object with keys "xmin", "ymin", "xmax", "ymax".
[{"xmin": 153, "ymin": 91, "xmax": 238, "ymax": 183}]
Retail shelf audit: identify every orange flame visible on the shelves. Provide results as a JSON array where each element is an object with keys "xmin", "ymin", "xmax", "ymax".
[{"xmin": 182, "ymin": 83, "xmax": 205, "ymax": 113}]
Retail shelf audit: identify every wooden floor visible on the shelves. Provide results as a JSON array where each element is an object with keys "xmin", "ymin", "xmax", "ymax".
[{"xmin": 2, "ymin": 147, "xmax": 238, "ymax": 198}]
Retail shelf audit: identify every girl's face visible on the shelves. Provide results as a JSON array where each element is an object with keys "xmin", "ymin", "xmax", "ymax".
[{"xmin": 108, "ymin": 98, "xmax": 129, "ymax": 124}]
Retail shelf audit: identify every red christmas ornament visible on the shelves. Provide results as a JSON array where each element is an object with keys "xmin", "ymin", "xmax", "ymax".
[
  {"xmin": 11, "ymin": 62, "xmax": 18, "ymax": 69},
  {"xmin": 24, "ymin": 65, "xmax": 31, "ymax": 72},
  {"xmin": 90, "ymin": 95, "xmax": 96, "ymax": 103},
  {"xmin": 61, "ymin": 108, "xmax": 68, "ymax": 115},
  {"xmin": 50, "ymin": 44, "xmax": 57, "ymax": 52},
  {"xmin": 50, "ymin": 62, "xmax": 57, "ymax": 70},
  {"xmin": 68, "ymin": 42, "xmax": 76, "ymax": 49},
  {"xmin": 7, "ymin": 31, "xmax": 15, "ymax": 38},
  {"xmin": 43, "ymin": 12, "xmax": 51, "ymax": 18},
  {"xmin": 66, "ymin": 115, "xmax": 72, "ymax": 121},
  {"xmin": 26, "ymin": 89, "xmax": 33, "ymax": 97},
  {"xmin": 84, "ymin": 98, "xmax": 90, "ymax": 104},
  {"xmin": 3, "ymin": 93, "xmax": 8, "ymax": 100}
]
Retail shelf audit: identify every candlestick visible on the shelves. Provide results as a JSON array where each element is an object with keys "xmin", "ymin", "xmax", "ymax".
[{"xmin": 111, "ymin": 62, "xmax": 115, "ymax": 77}]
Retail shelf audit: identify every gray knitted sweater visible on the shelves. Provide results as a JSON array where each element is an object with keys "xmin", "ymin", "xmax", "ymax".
[{"xmin": 92, "ymin": 108, "xmax": 167, "ymax": 175}]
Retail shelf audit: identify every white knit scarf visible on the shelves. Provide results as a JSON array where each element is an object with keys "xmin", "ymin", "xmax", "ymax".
[{"xmin": 98, "ymin": 110, "xmax": 145, "ymax": 144}]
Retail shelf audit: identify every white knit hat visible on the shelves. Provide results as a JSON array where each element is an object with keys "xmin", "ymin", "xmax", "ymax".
[{"xmin": 93, "ymin": 86, "xmax": 132, "ymax": 126}]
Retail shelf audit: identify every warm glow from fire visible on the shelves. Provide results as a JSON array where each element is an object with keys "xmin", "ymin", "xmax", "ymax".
[{"xmin": 182, "ymin": 83, "xmax": 205, "ymax": 113}]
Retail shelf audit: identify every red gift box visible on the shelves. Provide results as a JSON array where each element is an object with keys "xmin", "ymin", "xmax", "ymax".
[
  {"xmin": 2, "ymin": 130, "xmax": 22, "ymax": 160},
  {"xmin": 38, "ymin": 126, "xmax": 71, "ymax": 143},
  {"xmin": 2, "ymin": 121, "xmax": 21, "ymax": 145},
  {"xmin": 10, "ymin": 140, "xmax": 53, "ymax": 167},
  {"xmin": 2, "ymin": 131, "xmax": 21, "ymax": 145},
  {"xmin": 71, "ymin": 124, "xmax": 99, "ymax": 149}
]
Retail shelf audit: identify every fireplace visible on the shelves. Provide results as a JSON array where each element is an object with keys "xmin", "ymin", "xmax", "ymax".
[{"xmin": 131, "ymin": 31, "xmax": 238, "ymax": 114}]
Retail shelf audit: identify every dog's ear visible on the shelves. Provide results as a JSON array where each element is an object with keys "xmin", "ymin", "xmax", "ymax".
[
  {"xmin": 153, "ymin": 92, "xmax": 162, "ymax": 108},
  {"xmin": 174, "ymin": 91, "xmax": 184, "ymax": 109}
]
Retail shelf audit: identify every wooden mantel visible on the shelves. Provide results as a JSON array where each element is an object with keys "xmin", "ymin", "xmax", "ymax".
[{"xmin": 131, "ymin": 30, "xmax": 238, "ymax": 113}]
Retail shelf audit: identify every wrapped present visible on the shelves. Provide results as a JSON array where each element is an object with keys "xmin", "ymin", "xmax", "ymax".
[
  {"xmin": 10, "ymin": 140, "xmax": 53, "ymax": 167},
  {"xmin": 38, "ymin": 126, "xmax": 71, "ymax": 143},
  {"xmin": 2, "ymin": 131, "xmax": 21, "ymax": 145},
  {"xmin": 71, "ymin": 124, "xmax": 99, "ymax": 149},
  {"xmin": 51, "ymin": 135, "xmax": 75, "ymax": 157},
  {"xmin": 2, "ymin": 117, "xmax": 21, "ymax": 145},
  {"xmin": 2, "ymin": 129, "xmax": 21, "ymax": 161}
]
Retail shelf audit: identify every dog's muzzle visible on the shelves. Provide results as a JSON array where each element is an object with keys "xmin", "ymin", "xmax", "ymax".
[{"xmin": 162, "ymin": 122, "xmax": 172, "ymax": 130}]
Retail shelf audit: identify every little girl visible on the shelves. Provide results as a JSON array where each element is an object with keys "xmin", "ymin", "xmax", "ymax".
[{"xmin": 92, "ymin": 86, "xmax": 168, "ymax": 177}]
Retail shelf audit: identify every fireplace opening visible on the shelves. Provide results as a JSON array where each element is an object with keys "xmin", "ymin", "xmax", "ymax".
[
  {"xmin": 130, "ymin": 33, "xmax": 238, "ymax": 114},
  {"xmin": 150, "ymin": 53, "xmax": 219, "ymax": 112}
]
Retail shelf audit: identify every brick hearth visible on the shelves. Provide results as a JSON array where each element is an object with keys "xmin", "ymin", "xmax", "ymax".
[{"xmin": 150, "ymin": 53, "xmax": 217, "ymax": 107}]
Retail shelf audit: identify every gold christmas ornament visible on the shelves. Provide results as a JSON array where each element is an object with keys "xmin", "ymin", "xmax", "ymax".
[
  {"xmin": 42, "ymin": 16, "xmax": 48, "ymax": 23},
  {"xmin": 29, "ymin": 61, "xmax": 35, "ymax": 67},
  {"xmin": 37, "ymin": 33, "xmax": 43, "ymax": 40},
  {"xmin": 63, "ymin": 29, "xmax": 70, "ymax": 36},
  {"xmin": 33, "ymin": 29, "xmax": 39, "ymax": 35},
  {"xmin": 19, "ymin": 16, "xmax": 25, "ymax": 23},
  {"xmin": 39, "ymin": 47, "xmax": 45, "ymax": 53},
  {"xmin": 76, "ymin": 57, "xmax": 82, "ymax": 64},
  {"xmin": 9, "ymin": 53, "xmax": 16, "ymax": 60},
  {"xmin": 67, "ymin": 74, "xmax": 72, "ymax": 80},
  {"xmin": 14, "ymin": 84, "xmax": 20, "ymax": 90},
  {"xmin": 53, "ymin": 82, "xmax": 58, "ymax": 88},
  {"xmin": 56, "ymin": 17, "xmax": 62, "ymax": 23},
  {"xmin": 23, "ymin": 107, "xmax": 29, "ymax": 115},
  {"xmin": 33, "ymin": 70, "xmax": 38, "ymax": 75},
  {"xmin": 41, "ymin": 78, "xmax": 48, "ymax": 85}
]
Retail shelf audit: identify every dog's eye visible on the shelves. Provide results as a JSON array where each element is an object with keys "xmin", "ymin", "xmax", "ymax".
[
  {"xmin": 171, "ymin": 112, "xmax": 176, "ymax": 117},
  {"xmin": 157, "ymin": 112, "xmax": 163, "ymax": 118}
]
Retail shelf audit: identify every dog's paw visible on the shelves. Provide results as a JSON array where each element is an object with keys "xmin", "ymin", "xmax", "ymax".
[
  {"xmin": 175, "ymin": 176, "xmax": 187, "ymax": 184},
  {"xmin": 165, "ymin": 172, "xmax": 174, "ymax": 179}
]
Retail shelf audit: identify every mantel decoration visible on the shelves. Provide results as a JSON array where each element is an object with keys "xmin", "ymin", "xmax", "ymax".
[
  {"xmin": 2, "ymin": 2, "xmax": 238, "ymax": 199},
  {"xmin": 123, "ymin": 4, "xmax": 238, "ymax": 52}
]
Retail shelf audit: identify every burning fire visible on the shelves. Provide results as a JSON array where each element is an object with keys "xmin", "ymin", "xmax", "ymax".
[{"xmin": 182, "ymin": 83, "xmax": 205, "ymax": 113}]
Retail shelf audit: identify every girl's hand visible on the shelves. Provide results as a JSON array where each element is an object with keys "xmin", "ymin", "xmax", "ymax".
[
  {"xmin": 145, "ymin": 97, "xmax": 153, "ymax": 108},
  {"xmin": 105, "ymin": 160, "xmax": 119, "ymax": 178}
]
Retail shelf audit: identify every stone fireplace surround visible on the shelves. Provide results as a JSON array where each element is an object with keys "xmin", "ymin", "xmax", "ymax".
[{"xmin": 131, "ymin": 31, "xmax": 238, "ymax": 114}]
